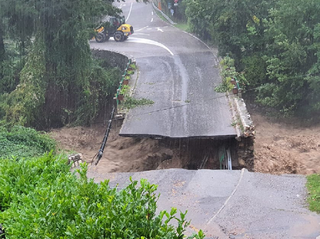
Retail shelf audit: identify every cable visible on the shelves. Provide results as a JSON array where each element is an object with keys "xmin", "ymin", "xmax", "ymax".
[
  {"xmin": 127, "ymin": 93, "xmax": 231, "ymax": 117},
  {"xmin": 125, "ymin": 85, "xmax": 261, "ymax": 118},
  {"xmin": 94, "ymin": 106, "xmax": 116, "ymax": 165},
  {"xmin": 90, "ymin": 152, "xmax": 98, "ymax": 165}
]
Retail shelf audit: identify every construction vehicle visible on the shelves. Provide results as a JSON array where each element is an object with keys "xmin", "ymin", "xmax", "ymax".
[{"xmin": 94, "ymin": 16, "xmax": 134, "ymax": 43}]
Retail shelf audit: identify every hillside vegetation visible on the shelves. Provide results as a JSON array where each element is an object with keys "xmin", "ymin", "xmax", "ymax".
[
  {"xmin": 0, "ymin": 126, "xmax": 55, "ymax": 159},
  {"xmin": 0, "ymin": 152, "xmax": 204, "ymax": 238},
  {"xmin": 0, "ymin": 127, "xmax": 204, "ymax": 238},
  {"xmin": 163, "ymin": 0, "xmax": 320, "ymax": 118},
  {"xmin": 0, "ymin": 0, "xmax": 123, "ymax": 128}
]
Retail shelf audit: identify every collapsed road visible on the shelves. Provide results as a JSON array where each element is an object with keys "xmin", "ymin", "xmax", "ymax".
[
  {"xmin": 88, "ymin": 1, "xmax": 320, "ymax": 238},
  {"xmin": 86, "ymin": 168, "xmax": 320, "ymax": 238},
  {"xmin": 90, "ymin": 0, "xmax": 236, "ymax": 139}
]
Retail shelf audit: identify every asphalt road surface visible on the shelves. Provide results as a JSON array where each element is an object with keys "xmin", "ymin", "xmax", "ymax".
[
  {"xmin": 87, "ymin": 168, "xmax": 320, "ymax": 239},
  {"xmin": 90, "ymin": 0, "xmax": 236, "ymax": 138},
  {"xmin": 88, "ymin": 2, "xmax": 320, "ymax": 238}
]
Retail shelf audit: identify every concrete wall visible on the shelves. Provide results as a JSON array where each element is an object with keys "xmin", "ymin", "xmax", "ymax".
[
  {"xmin": 237, "ymin": 137, "xmax": 254, "ymax": 171},
  {"xmin": 91, "ymin": 49, "xmax": 130, "ymax": 71}
]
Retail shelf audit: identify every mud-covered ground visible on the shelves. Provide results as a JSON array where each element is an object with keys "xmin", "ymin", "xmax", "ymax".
[
  {"xmin": 50, "ymin": 119, "xmax": 222, "ymax": 173},
  {"xmin": 50, "ymin": 120, "xmax": 172, "ymax": 173},
  {"xmin": 252, "ymin": 113, "xmax": 320, "ymax": 175},
  {"xmin": 50, "ymin": 112, "xmax": 320, "ymax": 175}
]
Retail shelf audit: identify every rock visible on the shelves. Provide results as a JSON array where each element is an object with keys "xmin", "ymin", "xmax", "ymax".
[
  {"xmin": 238, "ymin": 158, "xmax": 246, "ymax": 166},
  {"xmin": 68, "ymin": 153, "xmax": 84, "ymax": 168}
]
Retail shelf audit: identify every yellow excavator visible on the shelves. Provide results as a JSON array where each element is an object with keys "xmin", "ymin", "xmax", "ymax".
[{"xmin": 94, "ymin": 16, "xmax": 134, "ymax": 42}]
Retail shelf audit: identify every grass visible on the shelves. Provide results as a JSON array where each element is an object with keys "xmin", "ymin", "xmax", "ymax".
[
  {"xmin": 154, "ymin": 8, "xmax": 168, "ymax": 23},
  {"xmin": 153, "ymin": 6, "xmax": 189, "ymax": 32},
  {"xmin": 306, "ymin": 174, "xmax": 320, "ymax": 213},
  {"xmin": 175, "ymin": 23, "xmax": 189, "ymax": 32}
]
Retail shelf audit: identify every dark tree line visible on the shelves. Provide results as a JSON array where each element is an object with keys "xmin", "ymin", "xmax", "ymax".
[
  {"xmin": 184, "ymin": 0, "xmax": 320, "ymax": 117},
  {"xmin": 0, "ymin": 0, "xmax": 123, "ymax": 128}
]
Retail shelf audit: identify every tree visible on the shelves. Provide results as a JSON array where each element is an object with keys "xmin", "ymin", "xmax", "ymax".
[
  {"xmin": 185, "ymin": 0, "xmax": 276, "ymax": 64},
  {"xmin": 185, "ymin": 0, "xmax": 320, "ymax": 117},
  {"xmin": 185, "ymin": 0, "xmax": 215, "ymax": 40},
  {"xmin": 257, "ymin": 0, "xmax": 320, "ymax": 115},
  {"xmin": 0, "ymin": 26, "xmax": 4, "ymax": 63},
  {"xmin": 0, "ymin": 0, "xmax": 122, "ymax": 128}
]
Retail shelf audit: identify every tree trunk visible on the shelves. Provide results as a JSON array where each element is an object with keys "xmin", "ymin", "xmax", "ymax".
[{"xmin": 0, "ymin": 24, "xmax": 5, "ymax": 62}]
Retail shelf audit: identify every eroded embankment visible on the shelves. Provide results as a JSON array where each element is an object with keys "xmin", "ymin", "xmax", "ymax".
[
  {"xmin": 51, "ymin": 110, "xmax": 320, "ymax": 175},
  {"xmin": 50, "ymin": 119, "xmax": 242, "ymax": 173}
]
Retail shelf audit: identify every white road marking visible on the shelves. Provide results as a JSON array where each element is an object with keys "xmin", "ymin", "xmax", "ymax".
[
  {"xmin": 152, "ymin": 11, "xmax": 154, "ymax": 15},
  {"xmin": 151, "ymin": 18, "xmax": 153, "ymax": 22},
  {"xmin": 126, "ymin": 2, "xmax": 133, "ymax": 22},
  {"xmin": 136, "ymin": 26, "xmax": 149, "ymax": 32},
  {"xmin": 134, "ymin": 33, "xmax": 150, "ymax": 36},
  {"xmin": 129, "ymin": 37, "xmax": 174, "ymax": 56},
  {"xmin": 157, "ymin": 27, "xmax": 163, "ymax": 32}
]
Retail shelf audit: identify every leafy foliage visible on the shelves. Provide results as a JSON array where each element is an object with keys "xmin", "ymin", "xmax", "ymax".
[
  {"xmin": 307, "ymin": 174, "xmax": 320, "ymax": 213},
  {"xmin": 0, "ymin": 126, "xmax": 56, "ymax": 159},
  {"xmin": 1, "ymin": 39, "xmax": 46, "ymax": 126},
  {"xmin": 123, "ymin": 96, "xmax": 154, "ymax": 109},
  {"xmin": 258, "ymin": 0, "xmax": 320, "ymax": 115},
  {"xmin": 0, "ymin": 0, "xmax": 123, "ymax": 128},
  {"xmin": 185, "ymin": 0, "xmax": 320, "ymax": 117},
  {"xmin": 185, "ymin": 0, "xmax": 214, "ymax": 40},
  {"xmin": 160, "ymin": 0, "xmax": 188, "ymax": 22},
  {"xmin": 119, "ymin": 84, "xmax": 154, "ymax": 109},
  {"xmin": 215, "ymin": 56, "xmax": 247, "ymax": 93},
  {"xmin": 0, "ymin": 155, "xmax": 205, "ymax": 238}
]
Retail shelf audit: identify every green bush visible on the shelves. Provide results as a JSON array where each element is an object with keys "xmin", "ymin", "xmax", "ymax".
[
  {"xmin": 0, "ymin": 126, "xmax": 56, "ymax": 159},
  {"xmin": 215, "ymin": 56, "xmax": 248, "ymax": 93},
  {"xmin": 0, "ymin": 154, "xmax": 205, "ymax": 239},
  {"xmin": 73, "ymin": 63, "xmax": 121, "ymax": 126}
]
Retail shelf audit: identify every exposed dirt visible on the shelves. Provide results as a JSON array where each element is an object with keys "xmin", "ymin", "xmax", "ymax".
[
  {"xmin": 50, "ymin": 112, "xmax": 320, "ymax": 175},
  {"xmin": 252, "ymin": 112, "xmax": 320, "ymax": 175},
  {"xmin": 50, "ymin": 120, "xmax": 171, "ymax": 173},
  {"xmin": 50, "ymin": 119, "xmax": 232, "ymax": 174}
]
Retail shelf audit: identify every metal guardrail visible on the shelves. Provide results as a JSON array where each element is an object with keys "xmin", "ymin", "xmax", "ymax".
[{"xmin": 151, "ymin": 0, "xmax": 176, "ymax": 25}]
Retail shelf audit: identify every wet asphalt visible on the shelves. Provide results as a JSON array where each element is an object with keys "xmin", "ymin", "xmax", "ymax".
[
  {"xmin": 86, "ymin": 168, "xmax": 320, "ymax": 238},
  {"xmin": 90, "ymin": 0, "xmax": 235, "ymax": 138},
  {"xmin": 88, "ymin": 1, "xmax": 320, "ymax": 238}
]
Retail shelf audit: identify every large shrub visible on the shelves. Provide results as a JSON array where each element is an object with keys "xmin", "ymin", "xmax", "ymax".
[
  {"xmin": 0, "ymin": 154, "xmax": 204, "ymax": 239},
  {"xmin": 0, "ymin": 126, "xmax": 55, "ymax": 159}
]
